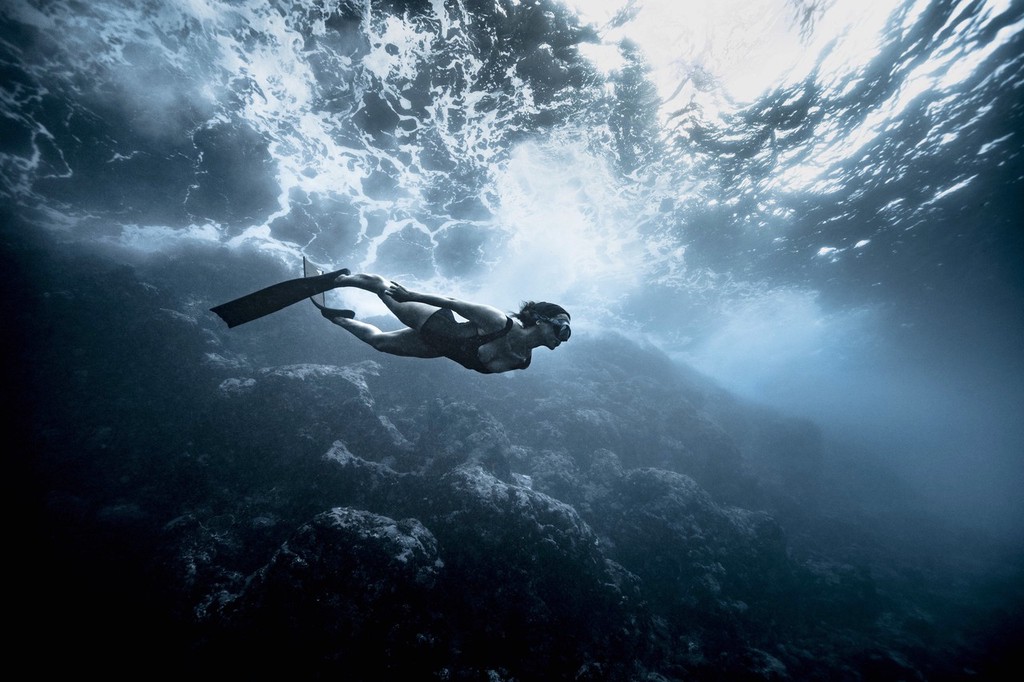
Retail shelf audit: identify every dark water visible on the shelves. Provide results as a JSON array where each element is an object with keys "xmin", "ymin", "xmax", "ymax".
[
  {"xmin": 3, "ymin": 0, "xmax": 1022, "ymax": 674},
  {"xmin": 4, "ymin": 0, "xmax": 1020, "ymax": 535}
]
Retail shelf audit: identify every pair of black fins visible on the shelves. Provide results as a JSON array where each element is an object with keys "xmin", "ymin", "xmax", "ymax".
[{"xmin": 210, "ymin": 257, "xmax": 354, "ymax": 328}]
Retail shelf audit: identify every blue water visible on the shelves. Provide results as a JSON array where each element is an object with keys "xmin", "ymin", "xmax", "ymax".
[{"xmin": 2, "ymin": 0, "xmax": 1021, "ymax": 536}]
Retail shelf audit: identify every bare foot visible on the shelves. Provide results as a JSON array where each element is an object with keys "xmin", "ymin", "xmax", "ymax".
[{"xmin": 333, "ymin": 273, "xmax": 388, "ymax": 294}]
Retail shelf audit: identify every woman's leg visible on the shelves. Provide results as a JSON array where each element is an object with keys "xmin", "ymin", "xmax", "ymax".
[
  {"xmin": 327, "ymin": 317, "xmax": 441, "ymax": 358},
  {"xmin": 334, "ymin": 273, "xmax": 437, "ymax": 330}
]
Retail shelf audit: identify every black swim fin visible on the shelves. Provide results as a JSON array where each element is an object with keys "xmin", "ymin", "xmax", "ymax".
[
  {"xmin": 210, "ymin": 259, "xmax": 350, "ymax": 328},
  {"xmin": 315, "ymin": 303, "xmax": 356, "ymax": 321}
]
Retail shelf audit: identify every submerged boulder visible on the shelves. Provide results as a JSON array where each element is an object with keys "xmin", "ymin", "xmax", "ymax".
[
  {"xmin": 208, "ymin": 507, "xmax": 444, "ymax": 678},
  {"xmin": 421, "ymin": 465, "xmax": 651, "ymax": 681},
  {"xmin": 594, "ymin": 468, "xmax": 796, "ymax": 673}
]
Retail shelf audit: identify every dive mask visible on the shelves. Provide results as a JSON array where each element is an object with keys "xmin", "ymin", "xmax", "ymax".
[{"xmin": 538, "ymin": 315, "xmax": 571, "ymax": 342}]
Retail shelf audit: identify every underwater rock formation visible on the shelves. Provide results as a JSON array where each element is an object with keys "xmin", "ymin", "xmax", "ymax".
[{"xmin": 17, "ymin": 247, "xmax": 1017, "ymax": 680}]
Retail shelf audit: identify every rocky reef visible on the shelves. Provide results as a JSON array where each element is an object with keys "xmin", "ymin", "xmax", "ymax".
[{"xmin": 13, "ymin": 242, "xmax": 1021, "ymax": 680}]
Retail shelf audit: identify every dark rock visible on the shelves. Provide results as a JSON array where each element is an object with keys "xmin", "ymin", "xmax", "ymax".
[
  {"xmin": 208, "ymin": 507, "xmax": 444, "ymax": 678},
  {"xmin": 420, "ymin": 465, "xmax": 651, "ymax": 680},
  {"xmin": 594, "ymin": 468, "xmax": 796, "ymax": 674},
  {"xmin": 409, "ymin": 399, "xmax": 515, "ymax": 480}
]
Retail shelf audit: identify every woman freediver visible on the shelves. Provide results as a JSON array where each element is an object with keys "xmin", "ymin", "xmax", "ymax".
[{"xmin": 210, "ymin": 259, "xmax": 570, "ymax": 374}]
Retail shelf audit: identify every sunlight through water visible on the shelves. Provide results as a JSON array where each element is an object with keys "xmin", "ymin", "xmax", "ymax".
[{"xmin": 2, "ymin": 0, "xmax": 1022, "ymax": 531}]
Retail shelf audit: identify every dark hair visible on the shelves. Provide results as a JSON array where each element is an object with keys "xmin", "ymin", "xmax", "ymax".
[{"xmin": 516, "ymin": 301, "xmax": 570, "ymax": 327}]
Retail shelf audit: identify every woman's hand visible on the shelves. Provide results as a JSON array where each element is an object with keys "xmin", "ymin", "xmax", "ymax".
[{"xmin": 384, "ymin": 281, "xmax": 417, "ymax": 302}]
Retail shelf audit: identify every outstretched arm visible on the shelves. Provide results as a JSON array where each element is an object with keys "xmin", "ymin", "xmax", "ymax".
[{"xmin": 385, "ymin": 282, "xmax": 507, "ymax": 332}]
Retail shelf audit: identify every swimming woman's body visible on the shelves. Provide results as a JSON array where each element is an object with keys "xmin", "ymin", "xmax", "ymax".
[{"xmin": 321, "ymin": 273, "xmax": 570, "ymax": 374}]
